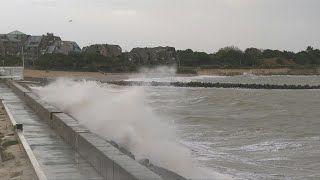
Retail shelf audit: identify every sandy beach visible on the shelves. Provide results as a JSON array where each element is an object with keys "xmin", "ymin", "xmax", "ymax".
[
  {"xmin": 24, "ymin": 69, "xmax": 132, "ymax": 81},
  {"xmin": 0, "ymin": 103, "xmax": 36, "ymax": 180}
]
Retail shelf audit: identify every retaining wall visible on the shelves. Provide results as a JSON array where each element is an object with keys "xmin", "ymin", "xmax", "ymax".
[
  {"xmin": 4, "ymin": 79, "xmax": 30, "ymax": 99},
  {"xmin": 0, "ymin": 67, "xmax": 24, "ymax": 79},
  {"xmin": 4, "ymin": 79, "xmax": 163, "ymax": 180}
]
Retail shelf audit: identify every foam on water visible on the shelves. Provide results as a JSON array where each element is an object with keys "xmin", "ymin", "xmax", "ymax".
[
  {"xmin": 240, "ymin": 140, "xmax": 303, "ymax": 152},
  {"xmin": 32, "ymin": 79, "xmax": 197, "ymax": 177},
  {"xmin": 127, "ymin": 75, "xmax": 226, "ymax": 83}
]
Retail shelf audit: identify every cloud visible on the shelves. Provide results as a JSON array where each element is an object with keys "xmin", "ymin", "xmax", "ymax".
[
  {"xmin": 30, "ymin": 0, "xmax": 57, "ymax": 6},
  {"xmin": 1, "ymin": 0, "xmax": 320, "ymax": 52},
  {"xmin": 111, "ymin": 9, "xmax": 138, "ymax": 18},
  {"xmin": 222, "ymin": 0, "xmax": 255, "ymax": 8}
]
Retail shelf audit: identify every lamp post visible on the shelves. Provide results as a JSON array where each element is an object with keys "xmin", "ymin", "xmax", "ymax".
[
  {"xmin": 175, "ymin": 53, "xmax": 181, "ymax": 68},
  {"xmin": 21, "ymin": 46, "xmax": 25, "ymax": 69},
  {"xmin": 1, "ymin": 57, "xmax": 4, "ymax": 76},
  {"xmin": 0, "ymin": 55, "xmax": 5, "ymax": 76}
]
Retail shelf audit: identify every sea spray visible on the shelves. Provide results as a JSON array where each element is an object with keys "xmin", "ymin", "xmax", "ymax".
[
  {"xmin": 128, "ymin": 66, "xmax": 179, "ymax": 82},
  {"xmin": 32, "ymin": 78, "xmax": 203, "ymax": 178}
]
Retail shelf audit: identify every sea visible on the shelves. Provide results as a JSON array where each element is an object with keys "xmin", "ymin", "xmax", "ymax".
[
  {"xmin": 37, "ymin": 74, "xmax": 320, "ymax": 180},
  {"xmin": 134, "ymin": 75, "xmax": 320, "ymax": 179}
]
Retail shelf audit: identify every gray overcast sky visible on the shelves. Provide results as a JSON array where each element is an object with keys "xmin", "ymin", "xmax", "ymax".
[{"xmin": 1, "ymin": 0, "xmax": 320, "ymax": 53}]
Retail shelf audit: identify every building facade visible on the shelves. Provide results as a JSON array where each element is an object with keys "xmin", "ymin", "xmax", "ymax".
[
  {"xmin": 24, "ymin": 33, "xmax": 62, "ymax": 66},
  {"xmin": 45, "ymin": 41, "xmax": 81, "ymax": 55},
  {"xmin": 0, "ymin": 30, "xmax": 28, "ymax": 57},
  {"xmin": 0, "ymin": 31, "xmax": 82, "ymax": 67},
  {"xmin": 1, "ymin": 30, "xmax": 179, "ymax": 68},
  {"xmin": 128, "ymin": 46, "xmax": 178, "ymax": 65},
  {"xmin": 82, "ymin": 44, "xmax": 122, "ymax": 57}
]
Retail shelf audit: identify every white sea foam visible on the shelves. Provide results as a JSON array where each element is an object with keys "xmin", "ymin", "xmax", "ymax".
[
  {"xmin": 127, "ymin": 66, "xmax": 226, "ymax": 83},
  {"xmin": 240, "ymin": 141, "xmax": 302, "ymax": 152},
  {"xmin": 32, "ymin": 79, "xmax": 195, "ymax": 177}
]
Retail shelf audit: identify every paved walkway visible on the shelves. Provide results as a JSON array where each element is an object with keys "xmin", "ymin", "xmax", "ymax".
[{"xmin": 0, "ymin": 82, "xmax": 104, "ymax": 180}]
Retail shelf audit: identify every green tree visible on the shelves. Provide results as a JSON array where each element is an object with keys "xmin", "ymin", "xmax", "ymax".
[
  {"xmin": 214, "ymin": 46, "xmax": 244, "ymax": 66},
  {"xmin": 262, "ymin": 49, "xmax": 283, "ymax": 59},
  {"xmin": 244, "ymin": 48, "xmax": 262, "ymax": 65},
  {"xmin": 196, "ymin": 52, "xmax": 211, "ymax": 65},
  {"xmin": 0, "ymin": 56, "xmax": 23, "ymax": 66},
  {"xmin": 35, "ymin": 53, "xmax": 73, "ymax": 70},
  {"xmin": 177, "ymin": 49, "xmax": 199, "ymax": 66},
  {"xmin": 294, "ymin": 52, "xmax": 310, "ymax": 65}
]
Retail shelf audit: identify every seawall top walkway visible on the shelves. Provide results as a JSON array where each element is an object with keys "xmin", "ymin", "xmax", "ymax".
[{"xmin": 0, "ymin": 82, "xmax": 104, "ymax": 180}]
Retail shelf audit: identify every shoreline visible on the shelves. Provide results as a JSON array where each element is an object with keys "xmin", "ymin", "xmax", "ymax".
[
  {"xmin": 23, "ymin": 68, "xmax": 320, "ymax": 80},
  {"xmin": 196, "ymin": 67, "xmax": 320, "ymax": 76}
]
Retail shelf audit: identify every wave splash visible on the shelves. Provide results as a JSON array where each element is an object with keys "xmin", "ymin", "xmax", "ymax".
[{"xmin": 33, "ymin": 78, "xmax": 204, "ymax": 178}]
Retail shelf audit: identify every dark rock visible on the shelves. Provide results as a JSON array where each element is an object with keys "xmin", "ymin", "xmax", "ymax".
[
  {"xmin": 0, "ymin": 132, "xmax": 4, "ymax": 139},
  {"xmin": 110, "ymin": 141, "xmax": 119, "ymax": 148},
  {"xmin": 146, "ymin": 163, "xmax": 188, "ymax": 180},
  {"xmin": 109, "ymin": 141, "xmax": 135, "ymax": 160},
  {"xmin": 1, "ymin": 137, "xmax": 19, "ymax": 148},
  {"xmin": 119, "ymin": 147, "xmax": 135, "ymax": 160},
  {"xmin": 6, "ymin": 133, "xmax": 15, "ymax": 136},
  {"xmin": 138, "ymin": 158, "xmax": 150, "ymax": 166},
  {"xmin": 106, "ymin": 80, "xmax": 320, "ymax": 90},
  {"xmin": 1, "ymin": 151, "xmax": 15, "ymax": 162},
  {"xmin": 0, "ymin": 145, "xmax": 4, "ymax": 151}
]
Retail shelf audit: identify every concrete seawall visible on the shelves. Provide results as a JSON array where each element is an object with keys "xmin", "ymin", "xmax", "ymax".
[
  {"xmin": 4, "ymin": 79, "xmax": 30, "ymax": 98},
  {"xmin": 4, "ymin": 79, "xmax": 164, "ymax": 180}
]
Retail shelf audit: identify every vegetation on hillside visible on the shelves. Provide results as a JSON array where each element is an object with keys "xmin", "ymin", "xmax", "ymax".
[
  {"xmin": 177, "ymin": 46, "xmax": 320, "ymax": 67},
  {"xmin": 34, "ymin": 52, "xmax": 137, "ymax": 72}
]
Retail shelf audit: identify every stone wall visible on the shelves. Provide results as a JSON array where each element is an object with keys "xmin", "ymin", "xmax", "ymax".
[{"xmin": 0, "ymin": 67, "xmax": 24, "ymax": 80}]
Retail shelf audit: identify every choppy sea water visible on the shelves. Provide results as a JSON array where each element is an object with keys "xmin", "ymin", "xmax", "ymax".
[{"xmin": 138, "ymin": 76, "xmax": 320, "ymax": 179}]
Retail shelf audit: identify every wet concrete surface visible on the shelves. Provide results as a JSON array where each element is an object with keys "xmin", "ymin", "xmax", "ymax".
[{"xmin": 0, "ymin": 82, "xmax": 104, "ymax": 180}]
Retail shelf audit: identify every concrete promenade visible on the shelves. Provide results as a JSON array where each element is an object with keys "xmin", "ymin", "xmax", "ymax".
[
  {"xmin": 1, "ymin": 79, "xmax": 165, "ymax": 180},
  {"xmin": 0, "ymin": 82, "xmax": 104, "ymax": 180}
]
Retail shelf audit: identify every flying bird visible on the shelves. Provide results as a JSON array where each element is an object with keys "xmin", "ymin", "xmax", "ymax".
[{"xmin": 69, "ymin": 20, "xmax": 73, "ymax": 22}]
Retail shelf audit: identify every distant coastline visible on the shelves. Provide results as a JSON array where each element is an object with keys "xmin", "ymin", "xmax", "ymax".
[
  {"xmin": 195, "ymin": 66, "xmax": 320, "ymax": 76},
  {"xmin": 23, "ymin": 67, "xmax": 320, "ymax": 81}
]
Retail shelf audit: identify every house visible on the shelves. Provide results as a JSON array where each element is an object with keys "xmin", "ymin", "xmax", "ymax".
[
  {"xmin": 1, "ymin": 30, "xmax": 82, "ymax": 67},
  {"xmin": 24, "ymin": 33, "xmax": 61, "ymax": 65},
  {"xmin": 8, "ymin": 30, "xmax": 28, "ymax": 41},
  {"xmin": 0, "ymin": 35, "xmax": 5, "ymax": 56},
  {"xmin": 123, "ymin": 52, "xmax": 140, "ymax": 64},
  {"xmin": 0, "ymin": 30, "xmax": 28, "ymax": 57},
  {"xmin": 82, "ymin": 44, "xmax": 122, "ymax": 57},
  {"xmin": 45, "ymin": 41, "xmax": 81, "ymax": 55},
  {"xmin": 128, "ymin": 46, "xmax": 178, "ymax": 64},
  {"xmin": 24, "ymin": 36, "xmax": 43, "ymax": 65}
]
